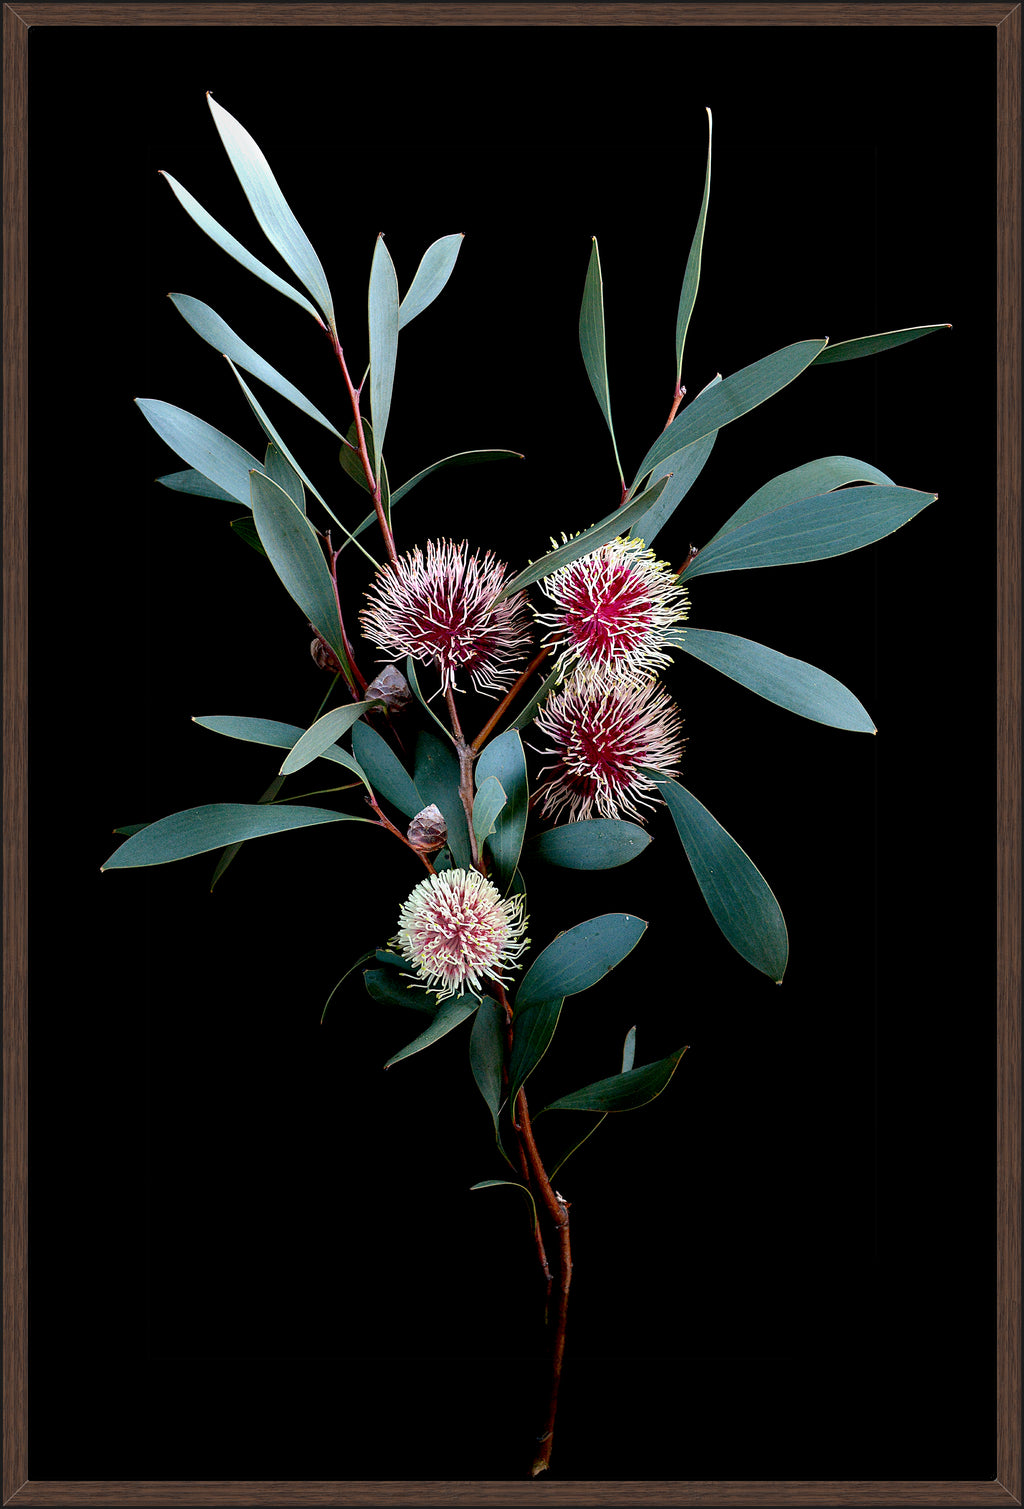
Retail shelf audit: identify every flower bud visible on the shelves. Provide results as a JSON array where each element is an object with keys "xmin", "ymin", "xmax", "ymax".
[
  {"xmin": 365, "ymin": 664, "xmax": 413, "ymax": 714},
  {"xmin": 406, "ymin": 804, "xmax": 448, "ymax": 853}
]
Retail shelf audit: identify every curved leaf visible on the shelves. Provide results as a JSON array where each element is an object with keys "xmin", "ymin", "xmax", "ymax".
[
  {"xmin": 414, "ymin": 730, "xmax": 472, "ymax": 868},
  {"xmin": 169, "ymin": 294, "xmax": 342, "ymax": 438},
  {"xmin": 708, "ymin": 455, "xmax": 894, "ymax": 544},
  {"xmin": 543, "ymin": 1045, "xmax": 688, "ymax": 1113},
  {"xmin": 156, "ymin": 468, "xmax": 236, "ymax": 502},
  {"xmin": 469, "ymin": 996, "xmax": 511, "ymax": 1164},
  {"xmin": 666, "ymin": 628, "xmax": 875, "ymax": 733},
  {"xmin": 509, "ymin": 998, "xmax": 564, "ymax": 1106},
  {"xmin": 469, "ymin": 1180, "xmax": 540, "ymax": 1238},
  {"xmin": 516, "ymin": 913, "xmax": 648, "ymax": 1010},
  {"xmin": 207, "ymin": 93, "xmax": 335, "ymax": 332},
  {"xmin": 279, "ymin": 700, "xmax": 383, "ymax": 775},
  {"xmin": 811, "ymin": 323, "xmax": 950, "ymax": 365},
  {"xmin": 630, "ymin": 338, "xmax": 828, "ymax": 493},
  {"xmin": 321, "ymin": 950, "xmax": 376, "ymax": 1023},
  {"xmin": 101, "ymin": 802, "xmax": 369, "ymax": 869},
  {"xmin": 368, "ymin": 235, "xmax": 399, "ymax": 482},
  {"xmin": 579, "ymin": 237, "xmax": 624, "ymax": 483},
  {"xmin": 363, "ymin": 966, "xmax": 436, "ymax": 1015},
  {"xmin": 389, "ymin": 448, "xmax": 523, "ymax": 507},
  {"xmin": 405, "ymin": 657, "xmax": 455, "ymax": 743},
  {"xmin": 351, "ymin": 721, "xmax": 423, "ymax": 819},
  {"xmin": 653, "ymin": 774, "xmax": 788, "ymax": 982},
  {"xmin": 136, "ymin": 398, "xmax": 265, "ymax": 507},
  {"xmin": 472, "ymin": 775, "xmax": 507, "ymax": 854},
  {"xmin": 684, "ymin": 485, "xmax": 937, "ymax": 580},
  {"xmin": 264, "ymin": 444, "xmax": 305, "ymax": 513},
  {"xmin": 475, "ymin": 730, "xmax": 528, "ymax": 888},
  {"xmin": 160, "ymin": 171, "xmax": 324, "ymax": 325},
  {"xmin": 676, "ymin": 106, "xmax": 712, "ymax": 380},
  {"xmin": 399, "ymin": 233, "xmax": 463, "ymax": 329},
  {"xmin": 507, "ymin": 659, "xmax": 564, "ymax": 733},
  {"xmin": 385, "ymin": 993, "xmax": 482, "ymax": 1069},
  {"xmin": 628, "ymin": 427, "xmax": 718, "ymax": 546},
  {"xmin": 193, "ymin": 713, "xmax": 368, "ymax": 787},
  {"xmin": 527, "ymin": 819, "xmax": 651, "ymax": 870}
]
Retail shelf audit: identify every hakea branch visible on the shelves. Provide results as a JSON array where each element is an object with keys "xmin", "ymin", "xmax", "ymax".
[
  {"xmin": 327, "ymin": 328, "xmax": 398, "ymax": 568},
  {"xmin": 495, "ymin": 982, "xmax": 553, "ymax": 1299},
  {"xmin": 471, "ymin": 647, "xmax": 551, "ymax": 752}
]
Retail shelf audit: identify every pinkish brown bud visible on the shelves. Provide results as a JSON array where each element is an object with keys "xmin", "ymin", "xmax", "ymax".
[
  {"xmin": 406, "ymin": 804, "xmax": 448, "ymax": 853},
  {"xmin": 365, "ymin": 664, "xmax": 413, "ymax": 714},
  {"xmin": 309, "ymin": 627, "xmax": 343, "ymax": 675}
]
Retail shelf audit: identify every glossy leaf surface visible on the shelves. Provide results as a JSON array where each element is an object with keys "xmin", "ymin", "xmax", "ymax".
[
  {"xmin": 475, "ymin": 731, "xmax": 528, "ymax": 888},
  {"xmin": 398, "ymin": 233, "xmax": 463, "ymax": 329},
  {"xmin": 136, "ymin": 399, "xmax": 264, "ymax": 507},
  {"xmin": 527, "ymin": 819, "xmax": 651, "ymax": 870},
  {"xmin": 102, "ymin": 803, "xmax": 368, "ymax": 869}
]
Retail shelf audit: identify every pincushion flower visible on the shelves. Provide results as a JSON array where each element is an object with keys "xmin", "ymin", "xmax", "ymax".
[
  {"xmin": 532, "ymin": 670, "xmax": 685, "ymax": 823},
  {"xmin": 535, "ymin": 534, "xmax": 690, "ymax": 680},
  {"xmin": 360, "ymin": 538, "xmax": 532, "ymax": 696},
  {"xmin": 393, "ymin": 868, "xmax": 529, "ymax": 1001}
]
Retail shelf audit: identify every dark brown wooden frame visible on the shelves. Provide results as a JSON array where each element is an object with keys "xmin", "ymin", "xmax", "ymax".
[{"xmin": 3, "ymin": 3, "xmax": 1020, "ymax": 1504}]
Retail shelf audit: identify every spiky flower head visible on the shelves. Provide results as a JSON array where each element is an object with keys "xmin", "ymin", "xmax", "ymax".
[
  {"xmin": 360, "ymin": 539, "xmax": 532, "ymax": 696},
  {"xmin": 532, "ymin": 670, "xmax": 685, "ymax": 824},
  {"xmin": 535, "ymin": 534, "xmax": 689, "ymax": 680},
  {"xmin": 392, "ymin": 868, "xmax": 529, "ymax": 1002}
]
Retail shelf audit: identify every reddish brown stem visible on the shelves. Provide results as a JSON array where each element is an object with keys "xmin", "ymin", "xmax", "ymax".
[
  {"xmin": 664, "ymin": 379, "xmax": 686, "ymax": 430},
  {"xmin": 495, "ymin": 983, "xmax": 552, "ymax": 1299},
  {"xmin": 471, "ymin": 647, "xmax": 551, "ymax": 752},
  {"xmin": 328, "ymin": 330, "xmax": 398, "ymax": 567},
  {"xmin": 445, "ymin": 687, "xmax": 483, "ymax": 870},
  {"xmin": 367, "ymin": 794, "xmax": 435, "ymax": 874}
]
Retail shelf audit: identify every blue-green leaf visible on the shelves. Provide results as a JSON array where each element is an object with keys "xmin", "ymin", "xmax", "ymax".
[
  {"xmin": 368, "ymin": 235, "xmax": 400, "ymax": 482},
  {"xmin": 398, "ymin": 233, "xmax": 463, "ymax": 329},
  {"xmin": 579, "ymin": 237, "xmax": 624, "ymax": 483},
  {"xmin": 389, "ymin": 448, "xmax": 523, "ymax": 507},
  {"xmin": 101, "ymin": 803, "xmax": 370, "ymax": 869},
  {"xmin": 193, "ymin": 713, "xmax": 366, "ymax": 779},
  {"xmin": 811, "ymin": 324, "xmax": 950, "ymax": 365},
  {"xmin": 543, "ymin": 1026, "xmax": 639, "ymax": 1178},
  {"xmin": 279, "ymin": 700, "xmax": 383, "ymax": 776},
  {"xmin": 136, "ymin": 398, "xmax": 265, "ymax": 507},
  {"xmin": 264, "ymin": 443, "xmax": 305, "ymax": 514},
  {"xmin": 469, "ymin": 996, "xmax": 511, "ymax": 1164},
  {"xmin": 684, "ymin": 485, "xmax": 937, "ymax": 580},
  {"xmin": 156, "ymin": 468, "xmax": 236, "ymax": 502},
  {"xmin": 708, "ymin": 455, "xmax": 894, "ymax": 544},
  {"xmin": 404, "ymin": 657, "xmax": 455, "ymax": 743},
  {"xmin": 507, "ymin": 660, "xmax": 564, "ymax": 732},
  {"xmin": 516, "ymin": 913, "xmax": 648, "ymax": 1010},
  {"xmin": 509, "ymin": 998, "xmax": 564, "ymax": 1105},
  {"xmin": 653, "ymin": 774, "xmax": 788, "ymax": 982},
  {"xmin": 497, "ymin": 477, "xmax": 670, "ymax": 601},
  {"xmin": 248, "ymin": 471, "xmax": 352, "ymax": 678},
  {"xmin": 385, "ymin": 993, "xmax": 482, "ymax": 1069},
  {"xmin": 527, "ymin": 819, "xmax": 651, "ymax": 870},
  {"xmin": 414, "ymin": 730, "xmax": 472, "ymax": 868},
  {"xmin": 469, "ymin": 1180, "xmax": 540, "ymax": 1237},
  {"xmin": 676, "ymin": 106, "xmax": 712, "ymax": 380},
  {"xmin": 351, "ymin": 721, "xmax": 423, "ymax": 819},
  {"xmin": 230, "ymin": 516, "xmax": 266, "ymax": 554},
  {"xmin": 169, "ymin": 295, "xmax": 342, "ymax": 439},
  {"xmin": 542, "ymin": 1045, "xmax": 688, "ymax": 1113},
  {"xmin": 629, "ymin": 338, "xmax": 828, "ymax": 494},
  {"xmin": 628, "ymin": 427, "xmax": 718, "ymax": 546},
  {"xmin": 475, "ymin": 731, "xmax": 528, "ymax": 888},
  {"xmin": 207, "ymin": 94, "xmax": 336, "ymax": 332},
  {"xmin": 322, "ymin": 950, "xmax": 376, "ymax": 1023},
  {"xmin": 666, "ymin": 627, "xmax": 875, "ymax": 733},
  {"xmin": 472, "ymin": 775, "xmax": 507, "ymax": 855},
  {"xmin": 621, "ymin": 1025, "xmax": 637, "ymax": 1074},
  {"xmin": 160, "ymin": 170, "xmax": 324, "ymax": 325},
  {"xmin": 363, "ymin": 967, "xmax": 437, "ymax": 1015}
]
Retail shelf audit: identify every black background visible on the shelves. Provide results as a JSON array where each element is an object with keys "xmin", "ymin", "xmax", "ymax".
[{"xmin": 27, "ymin": 15, "xmax": 996, "ymax": 1486}]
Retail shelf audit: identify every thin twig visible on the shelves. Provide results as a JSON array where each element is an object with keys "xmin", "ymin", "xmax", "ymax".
[{"xmin": 471, "ymin": 647, "xmax": 550, "ymax": 752}]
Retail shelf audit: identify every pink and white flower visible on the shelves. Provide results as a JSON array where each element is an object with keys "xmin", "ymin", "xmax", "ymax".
[
  {"xmin": 532, "ymin": 670, "xmax": 685, "ymax": 824},
  {"xmin": 535, "ymin": 535, "xmax": 689, "ymax": 680},
  {"xmin": 360, "ymin": 539, "xmax": 532, "ymax": 696},
  {"xmin": 392, "ymin": 868, "xmax": 529, "ymax": 1001}
]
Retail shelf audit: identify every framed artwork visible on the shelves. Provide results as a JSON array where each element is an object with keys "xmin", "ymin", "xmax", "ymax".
[{"xmin": 4, "ymin": 3, "xmax": 1019, "ymax": 1503}]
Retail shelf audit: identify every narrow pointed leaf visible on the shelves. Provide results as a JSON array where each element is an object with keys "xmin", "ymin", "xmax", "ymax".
[
  {"xmin": 230, "ymin": 516, "xmax": 266, "ymax": 554},
  {"xmin": 385, "ymin": 993, "xmax": 482, "ymax": 1068},
  {"xmin": 160, "ymin": 171, "xmax": 323, "ymax": 325},
  {"xmin": 193, "ymin": 713, "xmax": 369, "ymax": 787},
  {"xmin": 811, "ymin": 323, "xmax": 950, "ymax": 365},
  {"xmin": 628, "ymin": 428, "xmax": 718, "ymax": 545},
  {"xmin": 389, "ymin": 448, "xmax": 523, "ymax": 507},
  {"xmin": 544, "ymin": 1026, "xmax": 637, "ymax": 1177},
  {"xmin": 322, "ymin": 950, "xmax": 376, "ymax": 1023},
  {"xmin": 398, "ymin": 233, "xmax": 463, "ymax": 329},
  {"xmin": 368, "ymin": 235, "xmax": 399, "ymax": 481},
  {"xmin": 579, "ymin": 237, "xmax": 624, "ymax": 482},
  {"xmin": 516, "ymin": 913, "xmax": 647, "ymax": 1010},
  {"xmin": 351, "ymin": 721, "xmax": 423, "ymax": 819},
  {"xmin": 507, "ymin": 659, "xmax": 564, "ymax": 732},
  {"xmin": 654, "ymin": 774, "xmax": 788, "ymax": 981},
  {"xmin": 497, "ymin": 477, "xmax": 670, "ymax": 601},
  {"xmin": 472, "ymin": 775, "xmax": 507, "ymax": 855},
  {"xmin": 414, "ymin": 730, "xmax": 472, "ymax": 868},
  {"xmin": 708, "ymin": 456, "xmax": 894, "ymax": 544},
  {"xmin": 169, "ymin": 294, "xmax": 342, "ymax": 438},
  {"xmin": 264, "ymin": 443, "xmax": 305, "ymax": 513},
  {"xmin": 469, "ymin": 1180, "xmax": 540, "ymax": 1238},
  {"xmin": 666, "ymin": 627, "xmax": 875, "ymax": 732},
  {"xmin": 469, "ymin": 996, "xmax": 511, "ymax": 1163},
  {"xmin": 528, "ymin": 819, "xmax": 651, "ymax": 870},
  {"xmin": 404, "ymin": 657, "xmax": 455, "ymax": 742},
  {"xmin": 676, "ymin": 106, "xmax": 712, "ymax": 379},
  {"xmin": 363, "ymin": 967, "xmax": 437, "ymax": 1015},
  {"xmin": 509, "ymin": 998, "xmax": 564, "ymax": 1105},
  {"xmin": 156, "ymin": 468, "xmax": 236, "ymax": 502},
  {"xmin": 136, "ymin": 398, "xmax": 265, "ymax": 507},
  {"xmin": 207, "ymin": 94, "xmax": 335, "ymax": 330},
  {"xmin": 210, "ymin": 773, "xmax": 285, "ymax": 891},
  {"xmin": 543, "ymin": 1046, "xmax": 688, "ymax": 1113},
  {"xmin": 279, "ymin": 700, "xmax": 383, "ymax": 776},
  {"xmin": 248, "ymin": 470, "xmax": 352, "ymax": 676},
  {"xmin": 622, "ymin": 1025, "xmax": 637, "ymax": 1074},
  {"xmin": 630, "ymin": 338, "xmax": 828, "ymax": 493},
  {"xmin": 101, "ymin": 803, "xmax": 369, "ymax": 869},
  {"xmin": 684, "ymin": 485, "xmax": 937, "ymax": 580},
  {"xmin": 475, "ymin": 730, "xmax": 528, "ymax": 887}
]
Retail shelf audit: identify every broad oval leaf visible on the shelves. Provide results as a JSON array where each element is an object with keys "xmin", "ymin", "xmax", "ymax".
[
  {"xmin": 676, "ymin": 106, "xmax": 712, "ymax": 379},
  {"xmin": 101, "ymin": 802, "xmax": 369, "ymax": 869},
  {"xmin": 684, "ymin": 485, "xmax": 937, "ymax": 580},
  {"xmin": 136, "ymin": 398, "xmax": 265, "ymax": 507},
  {"xmin": 399, "ymin": 233, "xmax": 464, "ymax": 329},
  {"xmin": 368, "ymin": 234, "xmax": 400, "ymax": 482},
  {"xmin": 280, "ymin": 700, "xmax": 383, "ymax": 776},
  {"xmin": 528, "ymin": 819, "xmax": 651, "ymax": 870},
  {"xmin": 516, "ymin": 913, "xmax": 647, "ymax": 1011},
  {"xmin": 385, "ymin": 993, "xmax": 482, "ymax": 1069},
  {"xmin": 156, "ymin": 468, "xmax": 236, "ymax": 502},
  {"xmin": 654, "ymin": 774, "xmax": 788, "ymax": 981},
  {"xmin": 475, "ymin": 730, "xmax": 528, "ymax": 888},
  {"xmin": 708, "ymin": 455, "xmax": 894, "ymax": 544},
  {"xmin": 542, "ymin": 1045, "xmax": 688, "ymax": 1113},
  {"xmin": 414, "ymin": 730, "xmax": 472, "ymax": 868},
  {"xmin": 351, "ymin": 721, "xmax": 423, "ymax": 819},
  {"xmin": 630, "ymin": 337, "xmax": 828, "ymax": 493},
  {"xmin": 169, "ymin": 293, "xmax": 342, "ymax": 438},
  {"xmin": 579, "ymin": 237, "xmax": 624, "ymax": 483},
  {"xmin": 160, "ymin": 171, "xmax": 324, "ymax": 325},
  {"xmin": 666, "ymin": 628, "xmax": 875, "ymax": 733},
  {"xmin": 207, "ymin": 94, "xmax": 336, "ymax": 332},
  {"xmin": 472, "ymin": 775, "xmax": 507, "ymax": 855},
  {"xmin": 811, "ymin": 323, "xmax": 950, "ymax": 365}
]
